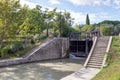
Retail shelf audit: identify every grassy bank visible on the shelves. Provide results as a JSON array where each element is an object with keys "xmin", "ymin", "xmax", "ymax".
[{"xmin": 93, "ymin": 36, "xmax": 120, "ymax": 80}]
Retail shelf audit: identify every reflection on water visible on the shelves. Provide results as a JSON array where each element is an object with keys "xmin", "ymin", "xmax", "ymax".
[{"xmin": 0, "ymin": 58, "xmax": 86, "ymax": 80}]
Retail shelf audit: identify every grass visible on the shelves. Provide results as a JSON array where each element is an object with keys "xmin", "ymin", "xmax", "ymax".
[{"xmin": 92, "ymin": 36, "xmax": 120, "ymax": 80}]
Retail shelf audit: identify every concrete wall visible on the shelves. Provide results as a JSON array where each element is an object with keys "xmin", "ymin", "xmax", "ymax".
[{"xmin": 0, "ymin": 38, "xmax": 69, "ymax": 67}]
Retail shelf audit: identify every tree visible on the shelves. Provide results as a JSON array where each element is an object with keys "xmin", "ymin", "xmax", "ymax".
[
  {"xmin": 44, "ymin": 8, "xmax": 56, "ymax": 37},
  {"xmin": 86, "ymin": 14, "xmax": 90, "ymax": 25},
  {"xmin": 100, "ymin": 26, "xmax": 111, "ymax": 36},
  {"xmin": 0, "ymin": 0, "xmax": 20, "ymax": 46},
  {"xmin": 81, "ymin": 25, "xmax": 94, "ymax": 32},
  {"xmin": 53, "ymin": 11, "xmax": 74, "ymax": 37},
  {"xmin": 73, "ymin": 24, "xmax": 82, "ymax": 32},
  {"xmin": 27, "ymin": 5, "xmax": 45, "ymax": 35}
]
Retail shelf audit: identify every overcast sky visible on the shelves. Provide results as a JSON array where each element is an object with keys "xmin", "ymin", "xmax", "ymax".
[{"xmin": 20, "ymin": 0, "xmax": 120, "ymax": 24}]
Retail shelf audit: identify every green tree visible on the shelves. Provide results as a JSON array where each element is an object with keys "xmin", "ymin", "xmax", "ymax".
[
  {"xmin": 86, "ymin": 14, "xmax": 90, "ymax": 25},
  {"xmin": 54, "ymin": 11, "xmax": 73, "ymax": 37},
  {"xmin": 100, "ymin": 26, "xmax": 111, "ymax": 36},
  {"xmin": 44, "ymin": 8, "xmax": 56, "ymax": 37},
  {"xmin": 0, "ymin": 0, "xmax": 20, "ymax": 46},
  {"xmin": 73, "ymin": 24, "xmax": 82, "ymax": 32},
  {"xmin": 81, "ymin": 25, "xmax": 94, "ymax": 32},
  {"xmin": 27, "ymin": 5, "xmax": 45, "ymax": 35}
]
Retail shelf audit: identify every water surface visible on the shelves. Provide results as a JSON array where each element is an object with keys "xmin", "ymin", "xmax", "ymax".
[{"xmin": 0, "ymin": 58, "xmax": 85, "ymax": 80}]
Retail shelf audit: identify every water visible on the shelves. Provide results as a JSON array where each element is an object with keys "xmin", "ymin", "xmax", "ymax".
[{"xmin": 0, "ymin": 58, "xmax": 86, "ymax": 80}]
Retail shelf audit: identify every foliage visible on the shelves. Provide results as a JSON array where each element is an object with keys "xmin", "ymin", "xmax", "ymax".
[
  {"xmin": 1, "ymin": 46, "xmax": 10, "ymax": 57},
  {"xmin": 81, "ymin": 25, "xmax": 94, "ymax": 32},
  {"xmin": 99, "ymin": 20, "xmax": 120, "ymax": 26},
  {"xmin": 73, "ymin": 24, "xmax": 82, "ymax": 32},
  {"xmin": 100, "ymin": 26, "xmax": 111, "ymax": 36},
  {"xmin": 97, "ymin": 20, "xmax": 120, "ymax": 35},
  {"xmin": 9, "ymin": 42, "xmax": 23, "ymax": 53},
  {"xmin": 0, "ymin": 0, "xmax": 75, "ymax": 59},
  {"xmin": 0, "ymin": 0, "xmax": 21, "ymax": 46},
  {"xmin": 34, "ymin": 34, "xmax": 47, "ymax": 42},
  {"xmin": 86, "ymin": 14, "xmax": 90, "ymax": 25}
]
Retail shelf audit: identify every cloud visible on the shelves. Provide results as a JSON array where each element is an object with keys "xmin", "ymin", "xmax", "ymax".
[
  {"xmin": 68, "ymin": 10, "xmax": 111, "ymax": 24},
  {"xmin": 67, "ymin": 0, "xmax": 120, "ymax": 9},
  {"xmin": 103, "ymin": 0, "xmax": 111, "ymax": 6},
  {"xmin": 20, "ymin": 0, "xmax": 37, "ymax": 8},
  {"xmin": 48, "ymin": 0, "xmax": 60, "ymax": 5},
  {"xmin": 89, "ymin": 12, "xmax": 111, "ymax": 23},
  {"xmin": 19, "ymin": 0, "xmax": 113, "ymax": 24},
  {"xmin": 113, "ymin": 0, "xmax": 120, "ymax": 9},
  {"xmin": 67, "ymin": 0, "xmax": 101, "ymax": 6},
  {"xmin": 69, "ymin": 11, "xmax": 86, "ymax": 24}
]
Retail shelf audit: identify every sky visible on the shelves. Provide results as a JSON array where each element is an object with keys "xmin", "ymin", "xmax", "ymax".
[{"xmin": 20, "ymin": 0, "xmax": 120, "ymax": 25}]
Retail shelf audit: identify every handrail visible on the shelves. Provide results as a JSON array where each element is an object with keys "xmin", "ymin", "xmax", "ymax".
[
  {"xmin": 102, "ymin": 36, "xmax": 112, "ymax": 68},
  {"xmin": 84, "ymin": 36, "xmax": 98, "ymax": 67},
  {"xmin": 106, "ymin": 36, "xmax": 112, "ymax": 53}
]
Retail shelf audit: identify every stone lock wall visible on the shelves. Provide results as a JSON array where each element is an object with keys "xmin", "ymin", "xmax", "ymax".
[{"xmin": 0, "ymin": 38, "xmax": 69, "ymax": 67}]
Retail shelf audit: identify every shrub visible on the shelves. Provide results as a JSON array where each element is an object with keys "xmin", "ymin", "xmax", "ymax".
[
  {"xmin": 34, "ymin": 34, "xmax": 47, "ymax": 42},
  {"xmin": 39, "ymin": 34, "xmax": 47, "ymax": 40},
  {"xmin": 34, "ymin": 34, "xmax": 40, "ymax": 41},
  {"xmin": 1, "ymin": 46, "xmax": 10, "ymax": 57},
  {"xmin": 53, "ymin": 32, "xmax": 59, "ymax": 37},
  {"xmin": 30, "ymin": 39, "xmax": 35, "ymax": 44},
  {"xmin": 100, "ymin": 26, "xmax": 111, "ymax": 36},
  {"xmin": 8, "ymin": 42, "xmax": 23, "ymax": 53}
]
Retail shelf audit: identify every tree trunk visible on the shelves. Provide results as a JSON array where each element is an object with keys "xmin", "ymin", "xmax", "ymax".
[
  {"xmin": 0, "ymin": 27, "xmax": 5, "ymax": 47},
  {"xmin": 46, "ymin": 27, "xmax": 48, "ymax": 37}
]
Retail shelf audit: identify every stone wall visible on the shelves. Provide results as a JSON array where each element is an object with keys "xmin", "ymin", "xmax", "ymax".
[{"xmin": 0, "ymin": 38, "xmax": 69, "ymax": 67}]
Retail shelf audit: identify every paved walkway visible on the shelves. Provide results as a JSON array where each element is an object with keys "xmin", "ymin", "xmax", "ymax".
[{"xmin": 61, "ymin": 68, "xmax": 100, "ymax": 80}]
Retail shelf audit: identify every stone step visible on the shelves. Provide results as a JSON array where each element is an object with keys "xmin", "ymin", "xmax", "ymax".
[
  {"xmin": 89, "ymin": 61, "xmax": 103, "ymax": 64},
  {"xmin": 86, "ymin": 36, "xmax": 110, "ymax": 69},
  {"xmin": 92, "ymin": 50, "xmax": 106, "ymax": 54},
  {"xmin": 94, "ymin": 48, "xmax": 106, "ymax": 53},
  {"xmin": 98, "ymin": 37, "xmax": 110, "ymax": 40},
  {"xmin": 92, "ymin": 53, "xmax": 105, "ymax": 56},
  {"xmin": 90, "ymin": 56, "xmax": 104, "ymax": 59},
  {"xmin": 97, "ymin": 39, "xmax": 109, "ymax": 42},
  {"xmin": 91, "ymin": 54, "xmax": 104, "ymax": 56},
  {"xmin": 95, "ymin": 43, "xmax": 108, "ymax": 48},
  {"xmin": 86, "ymin": 65, "xmax": 101, "ymax": 68},
  {"xmin": 87, "ymin": 63, "xmax": 102, "ymax": 66},
  {"xmin": 94, "ymin": 47, "xmax": 106, "ymax": 50},
  {"xmin": 92, "ymin": 53, "xmax": 104, "ymax": 55},
  {"xmin": 89, "ymin": 58, "xmax": 104, "ymax": 61},
  {"xmin": 88, "ymin": 60, "xmax": 103, "ymax": 64},
  {"xmin": 92, "ymin": 52, "xmax": 105, "ymax": 55}
]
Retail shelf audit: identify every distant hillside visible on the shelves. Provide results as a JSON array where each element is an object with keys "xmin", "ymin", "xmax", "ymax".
[
  {"xmin": 95, "ymin": 20, "xmax": 120, "ymax": 35},
  {"xmin": 98, "ymin": 20, "xmax": 120, "ymax": 26}
]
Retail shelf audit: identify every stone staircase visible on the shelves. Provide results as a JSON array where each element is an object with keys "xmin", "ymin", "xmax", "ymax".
[{"xmin": 86, "ymin": 36, "xmax": 110, "ymax": 68}]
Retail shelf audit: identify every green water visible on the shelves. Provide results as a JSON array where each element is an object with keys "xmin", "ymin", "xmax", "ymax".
[{"xmin": 0, "ymin": 58, "xmax": 85, "ymax": 80}]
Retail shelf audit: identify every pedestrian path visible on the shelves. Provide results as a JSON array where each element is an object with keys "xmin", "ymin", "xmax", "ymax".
[{"xmin": 61, "ymin": 68, "xmax": 100, "ymax": 80}]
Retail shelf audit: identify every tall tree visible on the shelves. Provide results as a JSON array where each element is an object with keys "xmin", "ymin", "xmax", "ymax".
[
  {"xmin": 86, "ymin": 14, "xmax": 90, "ymax": 25},
  {"xmin": 0, "ymin": 0, "xmax": 20, "ymax": 46}
]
